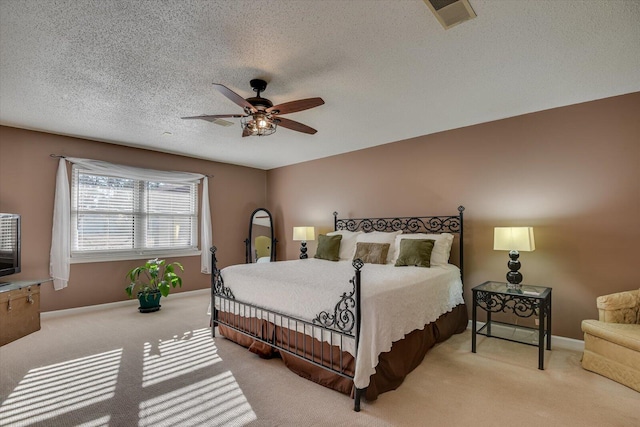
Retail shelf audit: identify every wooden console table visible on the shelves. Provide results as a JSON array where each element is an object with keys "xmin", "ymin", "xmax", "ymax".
[{"xmin": 0, "ymin": 279, "xmax": 50, "ymax": 346}]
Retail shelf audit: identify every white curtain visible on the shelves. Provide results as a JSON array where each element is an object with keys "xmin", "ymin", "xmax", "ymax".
[
  {"xmin": 49, "ymin": 157, "xmax": 213, "ymax": 290},
  {"xmin": 200, "ymin": 177, "xmax": 212, "ymax": 274},
  {"xmin": 50, "ymin": 159, "xmax": 70, "ymax": 290}
]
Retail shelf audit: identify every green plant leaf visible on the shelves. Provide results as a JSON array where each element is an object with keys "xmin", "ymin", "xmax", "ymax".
[{"xmin": 125, "ymin": 283, "xmax": 135, "ymax": 298}]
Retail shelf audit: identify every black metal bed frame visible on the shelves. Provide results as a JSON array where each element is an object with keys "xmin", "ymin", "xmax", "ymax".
[{"xmin": 210, "ymin": 206, "xmax": 465, "ymax": 412}]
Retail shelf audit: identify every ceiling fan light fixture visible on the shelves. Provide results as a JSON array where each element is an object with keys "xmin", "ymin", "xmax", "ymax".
[{"xmin": 241, "ymin": 115, "xmax": 277, "ymax": 136}]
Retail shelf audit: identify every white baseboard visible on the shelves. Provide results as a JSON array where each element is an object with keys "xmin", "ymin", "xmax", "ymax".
[
  {"xmin": 467, "ymin": 320, "xmax": 584, "ymax": 352},
  {"xmin": 42, "ymin": 288, "xmax": 210, "ymax": 319},
  {"xmin": 41, "ymin": 295, "xmax": 585, "ymax": 352}
]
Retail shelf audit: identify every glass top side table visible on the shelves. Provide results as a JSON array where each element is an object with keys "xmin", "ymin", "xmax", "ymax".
[{"xmin": 471, "ymin": 281, "xmax": 552, "ymax": 370}]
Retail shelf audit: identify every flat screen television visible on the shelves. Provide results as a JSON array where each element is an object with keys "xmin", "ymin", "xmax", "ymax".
[{"xmin": 0, "ymin": 213, "xmax": 21, "ymax": 282}]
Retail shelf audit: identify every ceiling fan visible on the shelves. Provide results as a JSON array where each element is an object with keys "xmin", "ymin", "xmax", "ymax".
[{"xmin": 182, "ymin": 79, "xmax": 324, "ymax": 137}]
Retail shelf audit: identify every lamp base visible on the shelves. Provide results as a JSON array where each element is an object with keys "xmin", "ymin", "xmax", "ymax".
[
  {"xmin": 299, "ymin": 242, "xmax": 308, "ymax": 259},
  {"xmin": 506, "ymin": 250, "xmax": 523, "ymax": 290}
]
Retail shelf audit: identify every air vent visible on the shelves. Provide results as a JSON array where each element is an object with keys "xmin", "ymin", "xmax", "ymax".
[{"xmin": 423, "ymin": 0, "xmax": 477, "ymax": 30}]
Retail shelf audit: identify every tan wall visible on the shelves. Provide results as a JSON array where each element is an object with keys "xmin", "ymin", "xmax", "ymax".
[
  {"xmin": 266, "ymin": 92, "xmax": 640, "ymax": 340},
  {"xmin": 0, "ymin": 127, "xmax": 266, "ymax": 311}
]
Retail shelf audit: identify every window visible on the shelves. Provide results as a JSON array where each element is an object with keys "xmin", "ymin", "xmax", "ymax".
[{"xmin": 71, "ymin": 166, "xmax": 199, "ymax": 261}]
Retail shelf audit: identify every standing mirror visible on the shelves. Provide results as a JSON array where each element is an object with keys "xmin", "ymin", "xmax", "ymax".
[{"xmin": 245, "ymin": 208, "xmax": 276, "ymax": 263}]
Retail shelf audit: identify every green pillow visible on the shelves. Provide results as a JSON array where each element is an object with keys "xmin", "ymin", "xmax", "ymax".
[
  {"xmin": 394, "ymin": 239, "xmax": 435, "ymax": 268},
  {"xmin": 353, "ymin": 242, "xmax": 390, "ymax": 264},
  {"xmin": 314, "ymin": 234, "xmax": 342, "ymax": 261}
]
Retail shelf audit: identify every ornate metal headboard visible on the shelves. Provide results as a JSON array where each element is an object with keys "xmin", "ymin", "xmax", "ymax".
[{"xmin": 333, "ymin": 205, "xmax": 466, "ymax": 277}]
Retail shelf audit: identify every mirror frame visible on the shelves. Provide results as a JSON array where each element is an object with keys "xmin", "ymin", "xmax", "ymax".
[{"xmin": 245, "ymin": 208, "xmax": 277, "ymax": 263}]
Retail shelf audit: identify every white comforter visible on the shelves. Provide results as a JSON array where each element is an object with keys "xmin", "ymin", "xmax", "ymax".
[{"xmin": 216, "ymin": 259, "xmax": 464, "ymax": 389}]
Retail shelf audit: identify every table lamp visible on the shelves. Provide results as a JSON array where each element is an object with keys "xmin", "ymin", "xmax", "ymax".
[
  {"xmin": 494, "ymin": 227, "xmax": 535, "ymax": 290},
  {"xmin": 293, "ymin": 226, "xmax": 315, "ymax": 259}
]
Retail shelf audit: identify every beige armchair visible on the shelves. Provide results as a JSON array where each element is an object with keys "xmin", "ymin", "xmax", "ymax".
[{"xmin": 581, "ymin": 289, "xmax": 640, "ymax": 392}]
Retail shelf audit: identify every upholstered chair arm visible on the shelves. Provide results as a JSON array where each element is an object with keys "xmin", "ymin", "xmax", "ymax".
[{"xmin": 596, "ymin": 289, "xmax": 640, "ymax": 324}]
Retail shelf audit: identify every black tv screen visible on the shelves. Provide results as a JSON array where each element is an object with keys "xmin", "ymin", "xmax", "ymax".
[{"xmin": 0, "ymin": 213, "xmax": 21, "ymax": 280}]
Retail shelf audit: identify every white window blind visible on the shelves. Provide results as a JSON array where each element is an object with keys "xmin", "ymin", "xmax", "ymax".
[{"xmin": 71, "ymin": 166, "xmax": 198, "ymax": 258}]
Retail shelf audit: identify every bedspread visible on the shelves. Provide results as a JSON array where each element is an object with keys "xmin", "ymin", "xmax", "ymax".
[{"xmin": 215, "ymin": 259, "xmax": 464, "ymax": 389}]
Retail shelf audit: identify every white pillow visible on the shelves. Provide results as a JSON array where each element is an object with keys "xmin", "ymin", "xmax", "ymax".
[
  {"xmin": 392, "ymin": 233, "xmax": 454, "ymax": 266},
  {"xmin": 355, "ymin": 231, "xmax": 402, "ymax": 263},
  {"xmin": 326, "ymin": 230, "xmax": 363, "ymax": 261}
]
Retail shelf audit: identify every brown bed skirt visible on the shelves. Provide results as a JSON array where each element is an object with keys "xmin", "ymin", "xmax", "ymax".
[{"xmin": 217, "ymin": 303, "xmax": 467, "ymax": 401}]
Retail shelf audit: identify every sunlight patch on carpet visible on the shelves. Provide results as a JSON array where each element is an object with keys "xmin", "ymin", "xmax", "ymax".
[
  {"xmin": 0, "ymin": 349, "xmax": 122, "ymax": 426},
  {"xmin": 139, "ymin": 371, "xmax": 257, "ymax": 426},
  {"xmin": 142, "ymin": 327, "xmax": 221, "ymax": 387}
]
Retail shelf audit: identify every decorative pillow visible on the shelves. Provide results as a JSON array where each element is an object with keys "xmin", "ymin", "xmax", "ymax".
[
  {"xmin": 394, "ymin": 239, "xmax": 435, "ymax": 268},
  {"xmin": 355, "ymin": 230, "xmax": 402, "ymax": 263},
  {"xmin": 326, "ymin": 230, "xmax": 363, "ymax": 260},
  {"xmin": 314, "ymin": 234, "xmax": 342, "ymax": 261},
  {"xmin": 353, "ymin": 242, "xmax": 390, "ymax": 265},
  {"xmin": 392, "ymin": 233, "xmax": 454, "ymax": 266}
]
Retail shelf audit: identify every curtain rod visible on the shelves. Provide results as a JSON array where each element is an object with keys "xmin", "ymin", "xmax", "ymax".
[{"xmin": 49, "ymin": 154, "xmax": 213, "ymax": 177}]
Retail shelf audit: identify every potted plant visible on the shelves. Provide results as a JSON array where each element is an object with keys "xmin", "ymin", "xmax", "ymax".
[{"xmin": 126, "ymin": 258, "xmax": 184, "ymax": 313}]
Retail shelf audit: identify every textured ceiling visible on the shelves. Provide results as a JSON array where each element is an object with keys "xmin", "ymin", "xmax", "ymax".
[{"xmin": 1, "ymin": 0, "xmax": 639, "ymax": 170}]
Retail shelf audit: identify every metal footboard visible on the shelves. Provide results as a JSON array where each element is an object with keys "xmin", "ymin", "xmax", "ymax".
[{"xmin": 209, "ymin": 246, "xmax": 365, "ymax": 411}]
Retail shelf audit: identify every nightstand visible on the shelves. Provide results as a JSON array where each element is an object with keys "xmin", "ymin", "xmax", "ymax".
[{"xmin": 471, "ymin": 281, "xmax": 552, "ymax": 370}]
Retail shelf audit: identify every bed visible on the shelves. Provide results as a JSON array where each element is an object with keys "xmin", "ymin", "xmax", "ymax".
[{"xmin": 210, "ymin": 206, "xmax": 467, "ymax": 411}]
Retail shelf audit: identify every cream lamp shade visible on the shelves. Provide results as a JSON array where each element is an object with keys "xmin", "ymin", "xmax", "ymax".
[
  {"xmin": 293, "ymin": 226, "xmax": 315, "ymax": 242},
  {"xmin": 493, "ymin": 227, "xmax": 535, "ymax": 252}
]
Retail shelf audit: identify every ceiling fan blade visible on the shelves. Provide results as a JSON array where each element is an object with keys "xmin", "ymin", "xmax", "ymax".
[
  {"xmin": 275, "ymin": 117, "xmax": 318, "ymax": 135},
  {"xmin": 242, "ymin": 127, "xmax": 251, "ymax": 137},
  {"xmin": 267, "ymin": 97, "xmax": 324, "ymax": 115},
  {"xmin": 213, "ymin": 83, "xmax": 257, "ymax": 112},
  {"xmin": 181, "ymin": 114, "xmax": 244, "ymax": 120},
  {"xmin": 181, "ymin": 114, "xmax": 241, "ymax": 127}
]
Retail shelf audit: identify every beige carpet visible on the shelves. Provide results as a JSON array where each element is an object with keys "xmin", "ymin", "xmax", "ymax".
[{"xmin": 0, "ymin": 291, "xmax": 638, "ymax": 427}]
